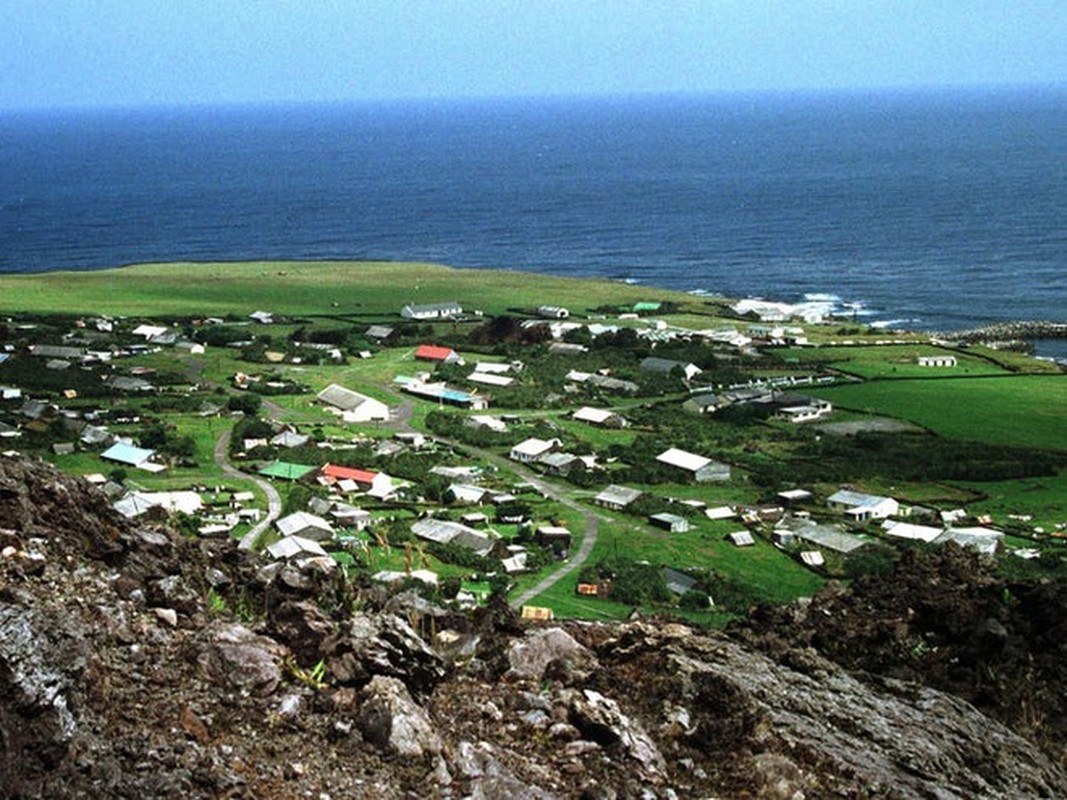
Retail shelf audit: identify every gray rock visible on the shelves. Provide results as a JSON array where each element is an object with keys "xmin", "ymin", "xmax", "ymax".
[
  {"xmin": 357, "ymin": 675, "xmax": 442, "ymax": 759},
  {"xmin": 561, "ymin": 688, "xmax": 666, "ymax": 775},
  {"xmin": 322, "ymin": 612, "xmax": 446, "ymax": 694},
  {"xmin": 452, "ymin": 741, "xmax": 557, "ymax": 800},
  {"xmin": 507, "ymin": 627, "xmax": 594, "ymax": 682},
  {"xmin": 196, "ymin": 621, "xmax": 289, "ymax": 696},
  {"xmin": 0, "ymin": 602, "xmax": 83, "ymax": 776}
]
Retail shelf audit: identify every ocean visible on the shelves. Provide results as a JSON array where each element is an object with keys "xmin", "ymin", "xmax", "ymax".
[{"xmin": 1, "ymin": 88, "xmax": 1065, "ymax": 352}]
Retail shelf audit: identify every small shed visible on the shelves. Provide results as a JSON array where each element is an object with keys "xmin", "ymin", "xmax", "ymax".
[{"xmin": 649, "ymin": 513, "xmax": 689, "ymax": 533}]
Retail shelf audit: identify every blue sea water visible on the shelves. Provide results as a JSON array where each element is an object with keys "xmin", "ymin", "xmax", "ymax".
[{"xmin": 1, "ymin": 88, "xmax": 1065, "ymax": 344}]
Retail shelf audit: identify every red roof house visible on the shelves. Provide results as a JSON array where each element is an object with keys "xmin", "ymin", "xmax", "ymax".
[
  {"xmin": 414, "ymin": 345, "xmax": 462, "ymax": 364},
  {"xmin": 321, "ymin": 463, "xmax": 378, "ymax": 489}
]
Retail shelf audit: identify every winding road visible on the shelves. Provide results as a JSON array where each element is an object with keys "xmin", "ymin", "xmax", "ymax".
[
  {"xmin": 212, "ymin": 426, "xmax": 282, "ymax": 548},
  {"xmin": 434, "ymin": 441, "xmax": 606, "ymax": 610},
  {"xmin": 381, "ymin": 387, "xmax": 606, "ymax": 607}
]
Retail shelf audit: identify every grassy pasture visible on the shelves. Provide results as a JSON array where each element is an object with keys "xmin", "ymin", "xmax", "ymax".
[
  {"xmin": 812, "ymin": 375, "xmax": 1067, "ymax": 451},
  {"xmin": 780, "ymin": 344, "xmax": 1013, "ymax": 379},
  {"xmin": 0, "ymin": 260, "xmax": 701, "ymax": 318},
  {"xmin": 952, "ymin": 471, "xmax": 1067, "ymax": 532}
]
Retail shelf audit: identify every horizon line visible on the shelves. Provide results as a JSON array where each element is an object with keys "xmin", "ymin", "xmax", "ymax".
[{"xmin": 3, "ymin": 80, "xmax": 1065, "ymax": 115}]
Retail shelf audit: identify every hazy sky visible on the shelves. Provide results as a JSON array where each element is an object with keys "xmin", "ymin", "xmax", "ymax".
[{"xmin": 2, "ymin": 1, "xmax": 1065, "ymax": 109}]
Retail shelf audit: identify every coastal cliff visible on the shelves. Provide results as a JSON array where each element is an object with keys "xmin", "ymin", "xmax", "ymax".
[{"xmin": 2, "ymin": 455, "xmax": 1065, "ymax": 799}]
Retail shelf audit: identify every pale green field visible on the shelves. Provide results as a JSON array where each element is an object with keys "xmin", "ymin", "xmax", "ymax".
[
  {"xmin": 0, "ymin": 260, "xmax": 706, "ymax": 318},
  {"xmin": 812, "ymin": 375, "xmax": 1067, "ymax": 451},
  {"xmin": 781, "ymin": 344, "xmax": 1015, "ymax": 379}
]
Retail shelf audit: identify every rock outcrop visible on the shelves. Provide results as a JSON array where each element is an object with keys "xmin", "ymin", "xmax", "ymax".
[{"xmin": 1, "ymin": 454, "xmax": 1066, "ymax": 798}]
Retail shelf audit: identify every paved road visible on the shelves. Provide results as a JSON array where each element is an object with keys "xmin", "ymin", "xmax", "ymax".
[{"xmin": 212, "ymin": 425, "xmax": 282, "ymax": 549}]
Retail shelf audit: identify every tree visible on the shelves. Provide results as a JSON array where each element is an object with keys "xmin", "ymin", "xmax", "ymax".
[{"xmin": 227, "ymin": 394, "xmax": 262, "ymax": 416}]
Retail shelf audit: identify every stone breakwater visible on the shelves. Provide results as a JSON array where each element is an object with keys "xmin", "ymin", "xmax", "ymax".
[{"xmin": 935, "ymin": 320, "xmax": 1067, "ymax": 346}]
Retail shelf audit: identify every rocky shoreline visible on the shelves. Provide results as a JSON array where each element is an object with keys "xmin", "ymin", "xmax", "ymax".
[{"xmin": 930, "ymin": 319, "xmax": 1067, "ymax": 349}]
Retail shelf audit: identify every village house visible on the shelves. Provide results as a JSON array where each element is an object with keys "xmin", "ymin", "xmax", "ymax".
[
  {"xmin": 448, "ymin": 483, "xmax": 493, "ymax": 505},
  {"xmin": 917, "ymin": 355, "xmax": 958, "ymax": 367},
  {"xmin": 594, "ymin": 484, "xmax": 643, "ymax": 511},
  {"xmin": 682, "ymin": 394, "xmax": 722, "ymax": 415},
  {"xmin": 411, "ymin": 517, "xmax": 496, "ymax": 557},
  {"xmin": 415, "ymin": 344, "xmax": 463, "ymax": 365},
  {"xmin": 662, "ymin": 567, "xmax": 699, "ymax": 597},
  {"xmin": 267, "ymin": 536, "xmax": 328, "ymax": 561},
  {"xmin": 467, "ymin": 370, "xmax": 513, "ymax": 387},
  {"xmin": 778, "ymin": 517, "xmax": 868, "ymax": 554},
  {"xmin": 465, "ymin": 415, "xmax": 507, "ymax": 433},
  {"xmin": 509, "ymin": 437, "xmax": 560, "ymax": 464},
  {"xmin": 571, "ymin": 406, "xmax": 627, "ymax": 428},
  {"xmin": 400, "ymin": 301, "xmax": 463, "ymax": 320},
  {"xmin": 729, "ymin": 530, "xmax": 756, "ymax": 547},
  {"xmin": 29, "ymin": 344, "xmax": 86, "ymax": 361},
  {"xmin": 100, "ymin": 441, "xmax": 163, "ymax": 472},
  {"xmin": 537, "ymin": 305, "xmax": 570, "ymax": 319},
  {"xmin": 649, "ymin": 512, "xmax": 689, "ymax": 533},
  {"xmin": 777, "ymin": 489, "xmax": 813, "ymax": 505},
  {"xmin": 319, "ymin": 463, "xmax": 392, "ymax": 496},
  {"xmin": 276, "ymin": 511, "xmax": 335, "ymax": 541},
  {"xmin": 565, "ymin": 370, "xmax": 639, "ymax": 394},
  {"xmin": 535, "ymin": 525, "xmax": 572, "ymax": 553},
  {"xmin": 316, "ymin": 384, "xmax": 390, "ymax": 422},
  {"xmin": 548, "ymin": 341, "xmax": 588, "ymax": 356},
  {"xmin": 538, "ymin": 451, "xmax": 594, "ymax": 477},
  {"xmin": 639, "ymin": 356, "xmax": 703, "ymax": 382},
  {"xmin": 365, "ymin": 325, "xmax": 395, "ymax": 342},
  {"xmin": 933, "ymin": 526, "xmax": 1003, "ymax": 555},
  {"xmin": 827, "ymin": 489, "xmax": 900, "ymax": 522},
  {"xmin": 771, "ymin": 395, "xmax": 833, "ymax": 423},
  {"xmin": 655, "ymin": 447, "xmax": 731, "ymax": 483},
  {"xmin": 258, "ymin": 461, "xmax": 316, "ymax": 481},
  {"xmin": 396, "ymin": 377, "xmax": 488, "ymax": 410},
  {"xmin": 881, "ymin": 519, "xmax": 943, "ymax": 543},
  {"xmin": 327, "ymin": 502, "xmax": 372, "ymax": 530},
  {"xmin": 270, "ymin": 430, "xmax": 310, "ymax": 449},
  {"xmin": 112, "ymin": 492, "xmax": 164, "ymax": 519}
]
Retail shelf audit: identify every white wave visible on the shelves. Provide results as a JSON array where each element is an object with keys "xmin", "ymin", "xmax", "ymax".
[{"xmin": 869, "ymin": 318, "xmax": 921, "ymax": 330}]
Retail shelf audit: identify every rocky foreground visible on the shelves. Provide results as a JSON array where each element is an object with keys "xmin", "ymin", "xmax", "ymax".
[{"xmin": 2, "ymin": 455, "xmax": 1065, "ymax": 799}]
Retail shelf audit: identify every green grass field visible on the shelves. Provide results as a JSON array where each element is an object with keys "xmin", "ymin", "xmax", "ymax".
[
  {"xmin": 780, "ymin": 344, "xmax": 1015, "ymax": 379},
  {"xmin": 0, "ymin": 260, "xmax": 705, "ymax": 318},
  {"xmin": 813, "ymin": 375, "xmax": 1067, "ymax": 451}
]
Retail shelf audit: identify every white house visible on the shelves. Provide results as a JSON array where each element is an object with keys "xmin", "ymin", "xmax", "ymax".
[
  {"xmin": 400, "ymin": 301, "xmax": 463, "ymax": 320},
  {"xmin": 656, "ymin": 447, "xmax": 731, "ymax": 483},
  {"xmin": 267, "ymin": 536, "xmax": 328, "ymax": 560},
  {"xmin": 917, "ymin": 355, "xmax": 958, "ymax": 367},
  {"xmin": 649, "ymin": 513, "xmax": 689, "ymax": 533},
  {"xmin": 571, "ymin": 406, "xmax": 626, "ymax": 428},
  {"xmin": 509, "ymin": 437, "xmax": 560, "ymax": 464},
  {"xmin": 933, "ymin": 526, "xmax": 1003, "ymax": 555},
  {"xmin": 316, "ymin": 384, "xmax": 390, "ymax": 422},
  {"xmin": 594, "ymin": 484, "xmax": 643, "ymax": 510},
  {"xmin": 775, "ymin": 400, "xmax": 832, "ymax": 423},
  {"xmin": 276, "ymin": 511, "xmax": 335, "ymax": 541},
  {"xmin": 881, "ymin": 520, "xmax": 943, "ymax": 543},
  {"xmin": 827, "ymin": 490, "xmax": 899, "ymax": 522},
  {"xmin": 538, "ymin": 305, "xmax": 570, "ymax": 319}
]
